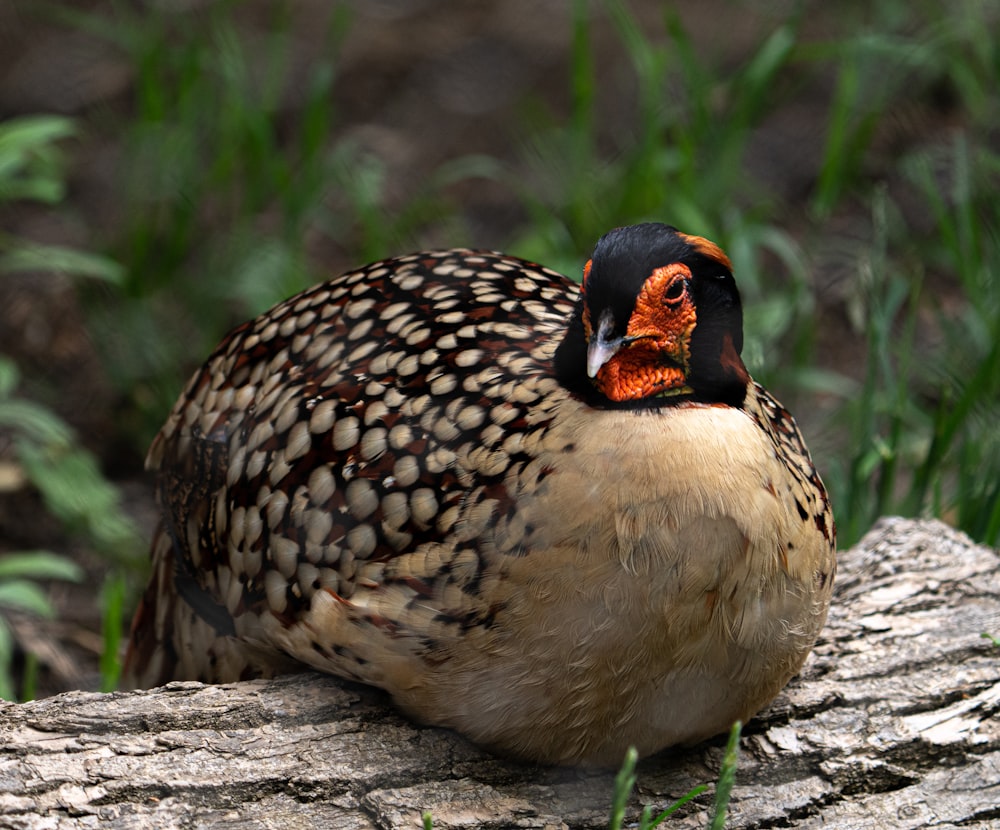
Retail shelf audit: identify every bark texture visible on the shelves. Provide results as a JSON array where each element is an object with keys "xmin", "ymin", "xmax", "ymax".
[{"xmin": 1, "ymin": 517, "xmax": 998, "ymax": 829}]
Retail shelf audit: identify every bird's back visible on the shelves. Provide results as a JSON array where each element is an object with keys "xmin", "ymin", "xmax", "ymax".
[{"xmin": 126, "ymin": 249, "xmax": 579, "ymax": 685}]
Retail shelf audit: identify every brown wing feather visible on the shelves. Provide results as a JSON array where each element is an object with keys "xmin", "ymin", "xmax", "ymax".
[{"xmin": 123, "ymin": 249, "xmax": 577, "ymax": 685}]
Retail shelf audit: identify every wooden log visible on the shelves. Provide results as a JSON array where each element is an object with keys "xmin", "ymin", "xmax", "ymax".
[{"xmin": 1, "ymin": 517, "xmax": 997, "ymax": 829}]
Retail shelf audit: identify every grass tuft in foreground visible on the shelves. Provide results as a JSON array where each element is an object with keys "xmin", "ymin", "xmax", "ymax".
[{"xmin": 420, "ymin": 722, "xmax": 740, "ymax": 829}]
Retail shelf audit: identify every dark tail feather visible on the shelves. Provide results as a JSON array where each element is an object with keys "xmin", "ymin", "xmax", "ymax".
[{"xmin": 122, "ymin": 522, "xmax": 297, "ymax": 688}]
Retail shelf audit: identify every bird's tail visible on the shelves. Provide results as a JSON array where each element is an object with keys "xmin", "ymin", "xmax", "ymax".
[{"xmin": 121, "ymin": 522, "xmax": 295, "ymax": 688}]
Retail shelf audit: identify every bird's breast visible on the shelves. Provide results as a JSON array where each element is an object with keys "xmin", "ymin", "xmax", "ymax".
[
  {"xmin": 385, "ymin": 399, "xmax": 829, "ymax": 763},
  {"xmin": 508, "ymin": 399, "xmax": 795, "ymax": 584}
]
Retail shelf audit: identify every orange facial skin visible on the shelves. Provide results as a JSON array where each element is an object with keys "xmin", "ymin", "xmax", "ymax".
[{"xmin": 591, "ymin": 263, "xmax": 698, "ymax": 402}]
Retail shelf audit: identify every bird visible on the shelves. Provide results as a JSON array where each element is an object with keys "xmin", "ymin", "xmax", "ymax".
[{"xmin": 123, "ymin": 222, "xmax": 835, "ymax": 766}]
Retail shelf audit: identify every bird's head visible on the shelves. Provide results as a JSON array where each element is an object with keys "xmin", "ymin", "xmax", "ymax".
[{"xmin": 555, "ymin": 223, "xmax": 750, "ymax": 407}]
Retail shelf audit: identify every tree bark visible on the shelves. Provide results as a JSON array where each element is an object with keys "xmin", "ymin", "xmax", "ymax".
[{"xmin": 1, "ymin": 517, "xmax": 997, "ymax": 829}]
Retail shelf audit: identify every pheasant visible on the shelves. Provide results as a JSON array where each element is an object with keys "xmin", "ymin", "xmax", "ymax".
[{"xmin": 124, "ymin": 223, "xmax": 835, "ymax": 766}]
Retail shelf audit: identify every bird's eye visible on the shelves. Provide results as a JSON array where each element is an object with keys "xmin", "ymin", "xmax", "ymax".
[{"xmin": 662, "ymin": 278, "xmax": 687, "ymax": 306}]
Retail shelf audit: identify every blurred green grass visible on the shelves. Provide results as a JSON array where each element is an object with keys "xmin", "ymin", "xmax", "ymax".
[
  {"xmin": 2, "ymin": 0, "xmax": 999, "ymax": 697},
  {"xmin": 85, "ymin": 0, "xmax": 998, "ymax": 547},
  {"xmin": 0, "ymin": 114, "xmax": 142, "ymax": 698},
  {"xmin": 509, "ymin": 0, "xmax": 1000, "ymax": 547}
]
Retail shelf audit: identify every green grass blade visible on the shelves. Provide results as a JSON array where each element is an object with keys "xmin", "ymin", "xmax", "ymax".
[
  {"xmin": 710, "ymin": 721, "xmax": 742, "ymax": 830},
  {"xmin": 642, "ymin": 783, "xmax": 708, "ymax": 829},
  {"xmin": 608, "ymin": 746, "xmax": 639, "ymax": 830},
  {"xmin": 100, "ymin": 572, "xmax": 128, "ymax": 692},
  {"xmin": 0, "ymin": 399, "xmax": 75, "ymax": 447},
  {"xmin": 0, "ymin": 244, "xmax": 125, "ymax": 282},
  {"xmin": 20, "ymin": 651, "xmax": 39, "ymax": 702},
  {"xmin": 0, "ymin": 620, "xmax": 15, "ymax": 701},
  {"xmin": 0, "ymin": 552, "xmax": 83, "ymax": 582},
  {"xmin": 608, "ymin": 744, "xmax": 708, "ymax": 829},
  {"xmin": 0, "ymin": 580, "xmax": 56, "ymax": 617}
]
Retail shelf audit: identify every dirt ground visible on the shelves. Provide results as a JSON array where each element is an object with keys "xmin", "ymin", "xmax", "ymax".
[{"xmin": 0, "ymin": 0, "xmax": 978, "ymax": 697}]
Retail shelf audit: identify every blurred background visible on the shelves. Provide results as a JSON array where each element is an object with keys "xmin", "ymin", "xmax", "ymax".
[{"xmin": 0, "ymin": 0, "xmax": 997, "ymax": 699}]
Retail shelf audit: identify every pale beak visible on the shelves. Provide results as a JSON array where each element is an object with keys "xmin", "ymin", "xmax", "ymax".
[{"xmin": 586, "ymin": 311, "xmax": 624, "ymax": 378}]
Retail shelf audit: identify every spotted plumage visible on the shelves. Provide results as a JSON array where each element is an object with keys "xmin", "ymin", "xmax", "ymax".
[{"xmin": 125, "ymin": 223, "xmax": 835, "ymax": 765}]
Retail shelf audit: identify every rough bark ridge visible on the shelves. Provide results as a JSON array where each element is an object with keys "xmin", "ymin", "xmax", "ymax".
[{"xmin": 0, "ymin": 517, "xmax": 997, "ymax": 829}]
